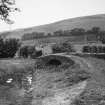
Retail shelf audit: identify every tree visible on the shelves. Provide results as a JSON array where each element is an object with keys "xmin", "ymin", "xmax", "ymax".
[
  {"xmin": 47, "ymin": 33, "xmax": 52, "ymax": 37},
  {"xmin": 0, "ymin": 37, "xmax": 4, "ymax": 57},
  {"xmin": 82, "ymin": 46, "xmax": 91, "ymax": 53},
  {"xmin": 70, "ymin": 28, "xmax": 85, "ymax": 36},
  {"xmin": 19, "ymin": 46, "xmax": 29, "ymax": 58},
  {"xmin": 52, "ymin": 42, "xmax": 74, "ymax": 53},
  {"xmin": 0, "ymin": 0, "xmax": 19, "ymax": 24},
  {"xmin": 53, "ymin": 30, "xmax": 64, "ymax": 36},
  {"xmin": 27, "ymin": 46, "xmax": 36, "ymax": 58},
  {"xmin": 91, "ymin": 27, "xmax": 100, "ymax": 34},
  {"xmin": 52, "ymin": 44, "xmax": 63, "ymax": 53},
  {"xmin": 0, "ymin": 37, "xmax": 21, "ymax": 58},
  {"xmin": 19, "ymin": 45, "xmax": 37, "ymax": 58},
  {"xmin": 62, "ymin": 42, "xmax": 75, "ymax": 52},
  {"xmin": 63, "ymin": 30, "xmax": 71, "ymax": 36},
  {"xmin": 99, "ymin": 31, "xmax": 105, "ymax": 43},
  {"xmin": 87, "ymin": 27, "xmax": 100, "ymax": 34},
  {"xmin": 2, "ymin": 38, "xmax": 21, "ymax": 58}
]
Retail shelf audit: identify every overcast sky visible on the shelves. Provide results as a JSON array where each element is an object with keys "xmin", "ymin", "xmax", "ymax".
[{"xmin": 0, "ymin": 0, "xmax": 105, "ymax": 32}]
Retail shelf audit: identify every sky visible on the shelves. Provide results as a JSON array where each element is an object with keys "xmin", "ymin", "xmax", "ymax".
[{"xmin": 0, "ymin": 0, "xmax": 105, "ymax": 32}]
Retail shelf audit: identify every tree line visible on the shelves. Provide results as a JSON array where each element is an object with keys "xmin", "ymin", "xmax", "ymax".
[
  {"xmin": 0, "ymin": 37, "xmax": 75, "ymax": 58},
  {"xmin": 83, "ymin": 46, "xmax": 105, "ymax": 53},
  {"xmin": 18, "ymin": 42, "xmax": 75, "ymax": 58},
  {"xmin": 21, "ymin": 27, "xmax": 105, "ymax": 44}
]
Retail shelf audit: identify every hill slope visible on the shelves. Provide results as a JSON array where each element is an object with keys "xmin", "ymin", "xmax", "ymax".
[{"xmin": 1, "ymin": 14, "xmax": 105, "ymax": 39}]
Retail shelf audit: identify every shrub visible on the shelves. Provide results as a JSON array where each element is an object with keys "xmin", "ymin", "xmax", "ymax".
[
  {"xmin": 19, "ymin": 45, "xmax": 42, "ymax": 58},
  {"xmin": 33, "ymin": 50, "xmax": 42, "ymax": 58},
  {"xmin": 52, "ymin": 45, "xmax": 63, "ymax": 53},
  {"xmin": 52, "ymin": 42, "xmax": 75, "ymax": 53},
  {"xmin": 82, "ymin": 46, "xmax": 105, "ymax": 54},
  {"xmin": 82, "ymin": 46, "xmax": 90, "ymax": 53},
  {"xmin": 19, "ymin": 46, "xmax": 29, "ymax": 58}
]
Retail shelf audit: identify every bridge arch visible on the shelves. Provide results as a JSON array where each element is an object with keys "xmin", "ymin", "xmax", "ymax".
[{"xmin": 36, "ymin": 54, "xmax": 75, "ymax": 68}]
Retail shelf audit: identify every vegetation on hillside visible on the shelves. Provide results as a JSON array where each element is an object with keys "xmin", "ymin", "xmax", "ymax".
[
  {"xmin": 2, "ymin": 14, "xmax": 105, "ymax": 39},
  {"xmin": 22, "ymin": 27, "xmax": 105, "ymax": 44}
]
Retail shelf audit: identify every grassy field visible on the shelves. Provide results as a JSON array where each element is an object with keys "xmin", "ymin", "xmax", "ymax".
[
  {"xmin": 71, "ymin": 57, "xmax": 105, "ymax": 105},
  {"xmin": 0, "ymin": 55, "xmax": 105, "ymax": 105},
  {"xmin": 0, "ymin": 58, "xmax": 36, "ymax": 73},
  {"xmin": 22, "ymin": 35, "xmax": 85, "ymax": 46}
]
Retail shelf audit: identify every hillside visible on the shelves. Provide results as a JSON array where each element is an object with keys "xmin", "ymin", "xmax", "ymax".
[{"xmin": 1, "ymin": 14, "xmax": 105, "ymax": 39}]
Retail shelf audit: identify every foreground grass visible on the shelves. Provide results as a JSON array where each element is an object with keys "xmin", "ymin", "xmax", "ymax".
[
  {"xmin": 71, "ymin": 57, "xmax": 105, "ymax": 105},
  {"xmin": 0, "ymin": 56, "xmax": 105, "ymax": 105}
]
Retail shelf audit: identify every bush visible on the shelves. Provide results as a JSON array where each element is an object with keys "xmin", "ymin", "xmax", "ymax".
[
  {"xmin": 52, "ymin": 45, "xmax": 63, "ymax": 53},
  {"xmin": 19, "ymin": 45, "xmax": 42, "ymax": 58},
  {"xmin": 52, "ymin": 42, "xmax": 75, "ymax": 53},
  {"xmin": 83, "ymin": 46, "xmax": 105, "ymax": 54},
  {"xmin": 19, "ymin": 46, "xmax": 36, "ymax": 58},
  {"xmin": 82, "ymin": 46, "xmax": 91, "ymax": 53},
  {"xmin": 19, "ymin": 46, "xmax": 29, "ymax": 58}
]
